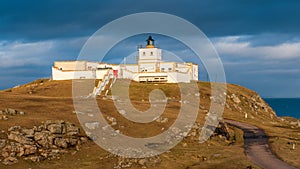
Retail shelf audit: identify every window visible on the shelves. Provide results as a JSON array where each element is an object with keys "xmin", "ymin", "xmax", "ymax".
[
  {"xmin": 143, "ymin": 52, "xmax": 145, "ymax": 56},
  {"xmin": 168, "ymin": 68, "xmax": 172, "ymax": 71},
  {"xmin": 161, "ymin": 68, "xmax": 165, "ymax": 72},
  {"xmin": 150, "ymin": 52, "xmax": 153, "ymax": 56}
]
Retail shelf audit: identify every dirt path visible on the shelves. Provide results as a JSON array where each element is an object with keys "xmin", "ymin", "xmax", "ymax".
[{"xmin": 225, "ymin": 119, "xmax": 299, "ymax": 169}]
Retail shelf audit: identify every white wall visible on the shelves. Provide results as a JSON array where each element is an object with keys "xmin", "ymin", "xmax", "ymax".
[
  {"xmin": 120, "ymin": 69, "xmax": 138, "ymax": 80},
  {"xmin": 54, "ymin": 61, "xmax": 86, "ymax": 71},
  {"xmin": 95, "ymin": 69, "xmax": 109, "ymax": 80},
  {"xmin": 139, "ymin": 48, "xmax": 162, "ymax": 62},
  {"xmin": 139, "ymin": 63, "xmax": 156, "ymax": 72},
  {"xmin": 136, "ymin": 72, "xmax": 168, "ymax": 82},
  {"xmin": 52, "ymin": 67, "xmax": 96, "ymax": 80},
  {"xmin": 86, "ymin": 62, "xmax": 100, "ymax": 70},
  {"xmin": 123, "ymin": 65, "xmax": 138, "ymax": 72},
  {"xmin": 192, "ymin": 64, "xmax": 198, "ymax": 80},
  {"xmin": 167, "ymin": 72, "xmax": 190, "ymax": 83},
  {"xmin": 160, "ymin": 62, "xmax": 174, "ymax": 72}
]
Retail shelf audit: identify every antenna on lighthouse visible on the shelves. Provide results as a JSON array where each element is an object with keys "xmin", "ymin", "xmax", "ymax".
[{"xmin": 137, "ymin": 44, "xmax": 142, "ymax": 50}]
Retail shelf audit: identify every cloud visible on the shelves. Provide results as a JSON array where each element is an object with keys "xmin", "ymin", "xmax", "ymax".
[
  {"xmin": 213, "ymin": 35, "xmax": 300, "ymax": 60},
  {"xmin": 0, "ymin": 36, "xmax": 89, "ymax": 68},
  {"xmin": 0, "ymin": 40, "xmax": 54, "ymax": 68},
  {"xmin": 0, "ymin": 37, "xmax": 88, "ymax": 89}
]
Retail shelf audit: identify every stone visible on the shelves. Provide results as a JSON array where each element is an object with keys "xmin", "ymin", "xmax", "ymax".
[
  {"xmin": 1, "ymin": 150, "xmax": 10, "ymax": 158},
  {"xmin": 34, "ymin": 131, "xmax": 52, "ymax": 148},
  {"xmin": 34, "ymin": 131, "xmax": 45, "ymax": 141},
  {"xmin": 66, "ymin": 123, "xmax": 80, "ymax": 135},
  {"xmin": 160, "ymin": 117, "xmax": 168, "ymax": 123},
  {"xmin": 0, "ymin": 120, "xmax": 88, "ymax": 165},
  {"xmin": 138, "ymin": 159, "xmax": 146, "ymax": 166},
  {"xmin": 8, "ymin": 131, "xmax": 33, "ymax": 145},
  {"xmin": 107, "ymin": 116, "xmax": 116, "ymax": 123},
  {"xmin": 3, "ymin": 115, "xmax": 8, "ymax": 120},
  {"xmin": 19, "ymin": 111, "xmax": 26, "ymax": 115},
  {"xmin": 2, "ymin": 156, "xmax": 18, "ymax": 165},
  {"xmin": 68, "ymin": 138, "xmax": 78, "ymax": 146},
  {"xmin": 28, "ymin": 156, "xmax": 41, "ymax": 162},
  {"xmin": 214, "ymin": 122, "xmax": 230, "ymax": 140},
  {"xmin": 22, "ymin": 128, "xmax": 35, "ymax": 137},
  {"xmin": 47, "ymin": 123, "xmax": 63, "ymax": 134},
  {"xmin": 119, "ymin": 110, "xmax": 126, "ymax": 115},
  {"xmin": 171, "ymin": 127, "xmax": 181, "ymax": 135},
  {"xmin": 190, "ymin": 131, "xmax": 197, "ymax": 137},
  {"xmin": 54, "ymin": 138, "xmax": 68, "ymax": 148},
  {"xmin": 6, "ymin": 108, "xmax": 18, "ymax": 115},
  {"xmin": 85, "ymin": 122, "xmax": 99, "ymax": 130},
  {"xmin": 156, "ymin": 117, "xmax": 168, "ymax": 123},
  {"xmin": 80, "ymin": 137, "xmax": 88, "ymax": 143},
  {"xmin": 24, "ymin": 144, "xmax": 38, "ymax": 155},
  {"xmin": 18, "ymin": 146, "xmax": 25, "ymax": 157},
  {"xmin": 231, "ymin": 94, "xmax": 241, "ymax": 104},
  {"xmin": 8, "ymin": 126, "xmax": 21, "ymax": 132},
  {"xmin": 0, "ymin": 139, "xmax": 7, "ymax": 149}
]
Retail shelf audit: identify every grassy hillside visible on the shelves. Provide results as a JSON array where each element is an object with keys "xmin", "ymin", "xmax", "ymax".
[{"xmin": 1, "ymin": 79, "xmax": 299, "ymax": 168}]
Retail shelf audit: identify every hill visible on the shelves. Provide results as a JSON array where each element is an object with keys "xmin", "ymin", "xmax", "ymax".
[{"xmin": 0, "ymin": 79, "xmax": 299, "ymax": 168}]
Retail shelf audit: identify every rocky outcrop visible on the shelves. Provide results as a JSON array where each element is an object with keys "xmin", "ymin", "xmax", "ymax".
[
  {"xmin": 0, "ymin": 120, "xmax": 88, "ymax": 165},
  {"xmin": 226, "ymin": 93, "xmax": 277, "ymax": 120},
  {"xmin": 0, "ymin": 108, "xmax": 25, "ymax": 121},
  {"xmin": 213, "ymin": 122, "xmax": 231, "ymax": 140}
]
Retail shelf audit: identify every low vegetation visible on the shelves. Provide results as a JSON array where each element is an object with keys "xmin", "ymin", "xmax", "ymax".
[{"xmin": 0, "ymin": 79, "xmax": 299, "ymax": 168}]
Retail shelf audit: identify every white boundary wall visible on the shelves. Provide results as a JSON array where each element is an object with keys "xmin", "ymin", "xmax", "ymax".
[{"xmin": 52, "ymin": 67, "xmax": 112, "ymax": 80}]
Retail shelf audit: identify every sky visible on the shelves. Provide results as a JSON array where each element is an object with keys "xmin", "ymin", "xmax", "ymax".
[{"xmin": 0, "ymin": 0, "xmax": 300, "ymax": 98}]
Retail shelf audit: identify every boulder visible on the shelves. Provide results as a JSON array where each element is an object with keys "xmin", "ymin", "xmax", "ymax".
[
  {"xmin": 26, "ymin": 156, "xmax": 42, "ymax": 162},
  {"xmin": 214, "ymin": 122, "xmax": 230, "ymax": 140},
  {"xmin": 23, "ymin": 144, "xmax": 37, "ymax": 155},
  {"xmin": 22, "ymin": 128, "xmax": 35, "ymax": 138},
  {"xmin": 2, "ymin": 156, "xmax": 18, "ymax": 165},
  {"xmin": 19, "ymin": 111, "xmax": 26, "ymax": 115},
  {"xmin": 47, "ymin": 123, "xmax": 63, "ymax": 134},
  {"xmin": 0, "ymin": 120, "xmax": 88, "ymax": 165},
  {"xmin": 8, "ymin": 131, "xmax": 33, "ymax": 145},
  {"xmin": 0, "ymin": 139, "xmax": 6, "ymax": 149},
  {"xmin": 2, "ymin": 115, "xmax": 8, "ymax": 120},
  {"xmin": 6, "ymin": 108, "xmax": 18, "ymax": 116},
  {"xmin": 8, "ymin": 126, "xmax": 21, "ymax": 132},
  {"xmin": 66, "ymin": 122, "xmax": 80, "ymax": 136},
  {"xmin": 54, "ymin": 138, "xmax": 68, "ymax": 148},
  {"xmin": 34, "ymin": 131, "xmax": 52, "ymax": 148},
  {"xmin": 231, "ymin": 94, "xmax": 241, "ymax": 104}
]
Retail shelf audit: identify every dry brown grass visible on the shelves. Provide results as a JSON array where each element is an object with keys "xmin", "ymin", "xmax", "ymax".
[{"xmin": 0, "ymin": 79, "xmax": 299, "ymax": 168}]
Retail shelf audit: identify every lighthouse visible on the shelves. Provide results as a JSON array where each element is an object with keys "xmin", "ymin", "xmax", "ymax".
[
  {"xmin": 138, "ymin": 36, "xmax": 162, "ymax": 73},
  {"xmin": 52, "ymin": 35, "xmax": 198, "ymax": 83}
]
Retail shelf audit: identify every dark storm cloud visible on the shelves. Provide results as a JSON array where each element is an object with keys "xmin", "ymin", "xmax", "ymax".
[
  {"xmin": 1, "ymin": 0, "xmax": 300, "ymax": 41},
  {"xmin": 1, "ymin": 0, "xmax": 300, "ymax": 97}
]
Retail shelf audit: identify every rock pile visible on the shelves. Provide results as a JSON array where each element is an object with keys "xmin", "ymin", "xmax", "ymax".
[
  {"xmin": 0, "ymin": 108, "xmax": 25, "ymax": 120},
  {"xmin": 226, "ymin": 93, "xmax": 277, "ymax": 120},
  {"xmin": 213, "ymin": 122, "xmax": 231, "ymax": 140},
  {"xmin": 108, "ymin": 155, "xmax": 161, "ymax": 169},
  {"xmin": 0, "ymin": 120, "xmax": 88, "ymax": 165}
]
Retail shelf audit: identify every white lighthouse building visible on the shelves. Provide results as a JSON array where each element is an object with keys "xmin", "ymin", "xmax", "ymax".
[
  {"xmin": 119, "ymin": 36, "xmax": 198, "ymax": 83},
  {"xmin": 52, "ymin": 36, "xmax": 198, "ymax": 83}
]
